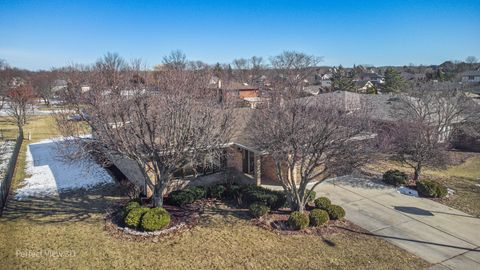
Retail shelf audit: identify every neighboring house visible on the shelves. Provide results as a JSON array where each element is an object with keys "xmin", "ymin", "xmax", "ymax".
[
  {"xmin": 355, "ymin": 80, "xmax": 374, "ymax": 93},
  {"xmin": 401, "ymin": 72, "xmax": 426, "ymax": 81},
  {"xmin": 356, "ymin": 72, "xmax": 385, "ymax": 84},
  {"xmin": 51, "ymin": 79, "xmax": 68, "ymax": 92},
  {"xmin": 209, "ymin": 79, "xmax": 260, "ymax": 106},
  {"xmin": 461, "ymin": 70, "xmax": 480, "ymax": 83},
  {"xmin": 312, "ymin": 73, "xmax": 333, "ymax": 89}
]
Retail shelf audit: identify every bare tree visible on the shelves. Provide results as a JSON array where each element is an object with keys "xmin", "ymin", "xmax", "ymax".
[
  {"xmin": 162, "ymin": 50, "xmax": 187, "ymax": 70},
  {"xmin": 6, "ymin": 83, "xmax": 36, "ymax": 134},
  {"xmin": 465, "ymin": 56, "xmax": 478, "ymax": 64},
  {"xmin": 57, "ymin": 57, "xmax": 232, "ymax": 207},
  {"xmin": 31, "ymin": 71, "xmax": 57, "ymax": 106},
  {"xmin": 231, "ymin": 56, "xmax": 267, "ymax": 86},
  {"xmin": 269, "ymin": 51, "xmax": 322, "ymax": 95},
  {"xmin": 385, "ymin": 83, "xmax": 475, "ymax": 181},
  {"xmin": 249, "ymin": 91, "xmax": 372, "ymax": 212},
  {"xmin": 95, "ymin": 52, "xmax": 127, "ymax": 88}
]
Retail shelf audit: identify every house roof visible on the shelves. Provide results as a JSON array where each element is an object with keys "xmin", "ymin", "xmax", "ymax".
[
  {"xmin": 355, "ymin": 80, "xmax": 373, "ymax": 88},
  {"xmin": 229, "ymin": 108, "xmax": 256, "ymax": 149},
  {"xmin": 462, "ymin": 70, "xmax": 480, "ymax": 77},
  {"xmin": 224, "ymin": 82, "xmax": 258, "ymax": 91}
]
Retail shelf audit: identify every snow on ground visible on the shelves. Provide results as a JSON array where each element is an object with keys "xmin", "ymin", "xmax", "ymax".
[
  {"xmin": 397, "ymin": 186, "xmax": 419, "ymax": 197},
  {"xmin": 14, "ymin": 138, "xmax": 113, "ymax": 199},
  {"xmin": 0, "ymin": 141, "xmax": 15, "ymax": 178}
]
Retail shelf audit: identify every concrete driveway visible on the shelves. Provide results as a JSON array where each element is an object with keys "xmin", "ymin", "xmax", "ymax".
[{"xmin": 314, "ymin": 176, "xmax": 480, "ymax": 270}]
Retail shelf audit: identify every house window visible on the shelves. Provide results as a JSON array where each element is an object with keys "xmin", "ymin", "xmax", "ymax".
[
  {"xmin": 242, "ymin": 149, "xmax": 255, "ymax": 175},
  {"xmin": 468, "ymin": 76, "xmax": 475, "ymax": 81},
  {"xmin": 173, "ymin": 154, "xmax": 225, "ymax": 178}
]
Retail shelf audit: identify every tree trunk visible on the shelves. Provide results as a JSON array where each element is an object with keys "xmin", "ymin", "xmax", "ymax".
[
  {"xmin": 413, "ymin": 163, "xmax": 422, "ymax": 182},
  {"xmin": 152, "ymin": 176, "xmax": 167, "ymax": 208}
]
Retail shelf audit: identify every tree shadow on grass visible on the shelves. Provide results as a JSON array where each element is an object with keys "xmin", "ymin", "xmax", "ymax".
[{"xmin": 1, "ymin": 183, "xmax": 128, "ymax": 224}]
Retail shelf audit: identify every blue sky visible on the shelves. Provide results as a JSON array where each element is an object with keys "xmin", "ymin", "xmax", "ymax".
[{"xmin": 1, "ymin": 0, "xmax": 479, "ymax": 70}]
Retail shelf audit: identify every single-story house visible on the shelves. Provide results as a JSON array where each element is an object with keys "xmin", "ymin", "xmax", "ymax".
[{"xmin": 461, "ymin": 70, "xmax": 480, "ymax": 83}]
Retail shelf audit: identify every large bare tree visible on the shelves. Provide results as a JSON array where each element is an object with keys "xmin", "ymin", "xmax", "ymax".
[
  {"xmin": 385, "ymin": 83, "xmax": 477, "ymax": 181},
  {"xmin": 269, "ymin": 51, "xmax": 322, "ymax": 95},
  {"xmin": 57, "ymin": 55, "xmax": 232, "ymax": 207},
  {"xmin": 6, "ymin": 83, "xmax": 36, "ymax": 135},
  {"xmin": 245, "ymin": 52, "xmax": 371, "ymax": 213},
  {"xmin": 249, "ymin": 90, "xmax": 372, "ymax": 212}
]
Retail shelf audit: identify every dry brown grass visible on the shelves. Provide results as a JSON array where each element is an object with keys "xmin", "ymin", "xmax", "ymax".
[
  {"xmin": 0, "ymin": 187, "xmax": 429, "ymax": 270},
  {"xmin": 0, "ymin": 116, "xmax": 430, "ymax": 269}
]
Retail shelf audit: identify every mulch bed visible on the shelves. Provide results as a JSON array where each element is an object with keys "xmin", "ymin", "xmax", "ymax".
[
  {"xmin": 252, "ymin": 209, "xmax": 366, "ymax": 236},
  {"xmin": 104, "ymin": 200, "xmax": 207, "ymax": 242}
]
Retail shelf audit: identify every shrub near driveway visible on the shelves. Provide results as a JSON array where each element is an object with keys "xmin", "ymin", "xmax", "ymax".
[
  {"xmin": 288, "ymin": 211, "xmax": 310, "ymax": 230},
  {"xmin": 327, "ymin": 205, "xmax": 346, "ymax": 220},
  {"xmin": 314, "ymin": 197, "xmax": 331, "ymax": 210},
  {"xmin": 417, "ymin": 180, "xmax": 448, "ymax": 198},
  {"xmin": 309, "ymin": 209, "xmax": 329, "ymax": 226},
  {"xmin": 383, "ymin": 169, "xmax": 408, "ymax": 186}
]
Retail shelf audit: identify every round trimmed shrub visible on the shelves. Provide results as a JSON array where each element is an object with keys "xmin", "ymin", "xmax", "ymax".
[
  {"xmin": 124, "ymin": 207, "xmax": 149, "ymax": 228},
  {"xmin": 249, "ymin": 203, "xmax": 270, "ymax": 218},
  {"xmin": 383, "ymin": 170, "xmax": 408, "ymax": 187},
  {"xmin": 306, "ymin": 189, "xmax": 316, "ymax": 203},
  {"xmin": 208, "ymin": 184, "xmax": 226, "ymax": 199},
  {"xmin": 166, "ymin": 189, "xmax": 196, "ymax": 206},
  {"xmin": 140, "ymin": 207, "xmax": 171, "ymax": 232},
  {"xmin": 122, "ymin": 201, "xmax": 141, "ymax": 217},
  {"xmin": 327, "ymin": 205, "xmax": 346, "ymax": 220},
  {"xmin": 417, "ymin": 180, "xmax": 448, "ymax": 198},
  {"xmin": 314, "ymin": 197, "xmax": 331, "ymax": 210},
  {"xmin": 287, "ymin": 211, "xmax": 310, "ymax": 230},
  {"xmin": 309, "ymin": 209, "xmax": 329, "ymax": 226}
]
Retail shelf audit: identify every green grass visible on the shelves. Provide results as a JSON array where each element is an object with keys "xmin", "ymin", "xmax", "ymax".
[{"xmin": 0, "ymin": 116, "xmax": 430, "ymax": 269}]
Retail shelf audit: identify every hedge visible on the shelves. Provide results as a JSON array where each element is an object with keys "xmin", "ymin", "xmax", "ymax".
[{"xmin": 239, "ymin": 185, "xmax": 287, "ymax": 210}]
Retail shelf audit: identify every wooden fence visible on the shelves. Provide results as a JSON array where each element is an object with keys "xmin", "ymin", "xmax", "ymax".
[{"xmin": 0, "ymin": 132, "xmax": 23, "ymax": 216}]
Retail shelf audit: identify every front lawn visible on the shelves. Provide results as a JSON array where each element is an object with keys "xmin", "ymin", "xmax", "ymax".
[
  {"xmin": 0, "ymin": 116, "xmax": 431, "ymax": 269},
  {"xmin": 0, "ymin": 185, "xmax": 429, "ymax": 269}
]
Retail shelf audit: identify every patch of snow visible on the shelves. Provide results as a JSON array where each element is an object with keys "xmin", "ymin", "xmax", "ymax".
[
  {"xmin": 0, "ymin": 141, "xmax": 15, "ymax": 178},
  {"xmin": 14, "ymin": 138, "xmax": 113, "ymax": 199},
  {"xmin": 475, "ymin": 184, "xmax": 480, "ymax": 187},
  {"xmin": 397, "ymin": 186, "xmax": 419, "ymax": 197}
]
